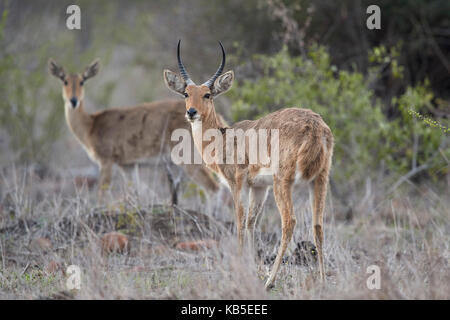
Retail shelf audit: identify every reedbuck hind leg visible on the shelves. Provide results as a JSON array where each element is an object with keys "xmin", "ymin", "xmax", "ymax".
[
  {"xmin": 163, "ymin": 159, "xmax": 181, "ymax": 206},
  {"xmin": 265, "ymin": 178, "xmax": 296, "ymax": 289},
  {"xmin": 310, "ymin": 172, "xmax": 328, "ymax": 282}
]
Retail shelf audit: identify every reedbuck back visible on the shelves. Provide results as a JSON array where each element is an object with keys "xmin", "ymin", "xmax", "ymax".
[
  {"xmin": 164, "ymin": 41, "xmax": 334, "ymax": 289},
  {"xmin": 49, "ymin": 58, "xmax": 219, "ymax": 202}
]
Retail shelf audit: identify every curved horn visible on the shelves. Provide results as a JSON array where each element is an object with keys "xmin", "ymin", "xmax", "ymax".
[
  {"xmin": 177, "ymin": 40, "xmax": 195, "ymax": 86},
  {"xmin": 202, "ymin": 41, "xmax": 226, "ymax": 88}
]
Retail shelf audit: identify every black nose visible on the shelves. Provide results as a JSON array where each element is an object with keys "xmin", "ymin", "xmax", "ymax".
[
  {"xmin": 187, "ymin": 108, "xmax": 197, "ymax": 118},
  {"xmin": 70, "ymin": 97, "xmax": 78, "ymax": 108}
]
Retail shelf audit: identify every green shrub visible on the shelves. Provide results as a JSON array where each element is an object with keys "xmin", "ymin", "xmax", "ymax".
[
  {"xmin": 392, "ymin": 82, "xmax": 449, "ymax": 178},
  {"xmin": 0, "ymin": 7, "xmax": 116, "ymax": 165},
  {"xmin": 0, "ymin": 10, "xmax": 65, "ymax": 164}
]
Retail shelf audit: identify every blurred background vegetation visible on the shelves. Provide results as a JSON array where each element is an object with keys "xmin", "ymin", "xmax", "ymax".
[{"xmin": 0, "ymin": 0, "xmax": 449, "ymax": 200}]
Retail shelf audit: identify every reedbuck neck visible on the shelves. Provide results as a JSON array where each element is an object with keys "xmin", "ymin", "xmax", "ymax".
[
  {"xmin": 64, "ymin": 100, "xmax": 93, "ymax": 149},
  {"xmin": 164, "ymin": 41, "xmax": 334, "ymax": 290}
]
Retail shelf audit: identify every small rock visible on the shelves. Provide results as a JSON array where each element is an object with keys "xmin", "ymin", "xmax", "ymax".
[
  {"xmin": 175, "ymin": 239, "xmax": 217, "ymax": 251},
  {"xmin": 46, "ymin": 260, "xmax": 64, "ymax": 275},
  {"xmin": 130, "ymin": 266, "xmax": 147, "ymax": 272},
  {"xmin": 31, "ymin": 238, "xmax": 53, "ymax": 252},
  {"xmin": 291, "ymin": 241, "xmax": 318, "ymax": 266},
  {"xmin": 101, "ymin": 232, "xmax": 130, "ymax": 254},
  {"xmin": 258, "ymin": 240, "xmax": 318, "ymax": 266}
]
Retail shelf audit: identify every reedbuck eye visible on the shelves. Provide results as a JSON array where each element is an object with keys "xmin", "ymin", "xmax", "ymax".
[
  {"xmin": 64, "ymin": 80, "xmax": 68, "ymax": 86},
  {"xmin": 80, "ymin": 81, "xmax": 84, "ymax": 86},
  {"xmin": 203, "ymin": 93, "xmax": 211, "ymax": 99},
  {"xmin": 184, "ymin": 92, "xmax": 188, "ymax": 98}
]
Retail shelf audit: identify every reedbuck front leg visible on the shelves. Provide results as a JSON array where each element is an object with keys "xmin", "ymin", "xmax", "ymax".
[
  {"xmin": 231, "ymin": 183, "xmax": 246, "ymax": 251},
  {"xmin": 246, "ymin": 186, "xmax": 269, "ymax": 256},
  {"xmin": 310, "ymin": 172, "xmax": 328, "ymax": 282},
  {"xmin": 97, "ymin": 162, "xmax": 112, "ymax": 199},
  {"xmin": 265, "ymin": 177, "xmax": 296, "ymax": 289}
]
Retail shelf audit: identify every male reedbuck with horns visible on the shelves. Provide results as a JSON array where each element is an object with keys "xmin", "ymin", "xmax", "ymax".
[
  {"xmin": 48, "ymin": 58, "xmax": 219, "ymax": 202},
  {"xmin": 164, "ymin": 41, "xmax": 334, "ymax": 288}
]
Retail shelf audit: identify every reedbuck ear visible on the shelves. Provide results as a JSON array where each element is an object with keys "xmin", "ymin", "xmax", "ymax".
[
  {"xmin": 211, "ymin": 70, "xmax": 234, "ymax": 97},
  {"xmin": 82, "ymin": 59, "xmax": 100, "ymax": 81},
  {"xmin": 163, "ymin": 69, "xmax": 186, "ymax": 96},
  {"xmin": 48, "ymin": 58, "xmax": 66, "ymax": 82}
]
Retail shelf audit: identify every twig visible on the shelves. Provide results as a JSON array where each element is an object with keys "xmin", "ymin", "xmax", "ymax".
[
  {"xmin": 388, "ymin": 163, "xmax": 430, "ymax": 194},
  {"xmin": 20, "ymin": 262, "xmax": 30, "ymax": 276},
  {"xmin": 388, "ymin": 147, "xmax": 442, "ymax": 194},
  {"xmin": 77, "ymin": 218, "xmax": 101, "ymax": 241}
]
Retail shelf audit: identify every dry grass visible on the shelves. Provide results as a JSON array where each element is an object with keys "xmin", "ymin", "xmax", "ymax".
[{"xmin": 0, "ymin": 164, "xmax": 448, "ymax": 300}]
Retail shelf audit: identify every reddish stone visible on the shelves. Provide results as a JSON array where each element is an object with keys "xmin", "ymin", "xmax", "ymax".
[
  {"xmin": 101, "ymin": 232, "xmax": 130, "ymax": 254},
  {"xmin": 175, "ymin": 239, "xmax": 217, "ymax": 251}
]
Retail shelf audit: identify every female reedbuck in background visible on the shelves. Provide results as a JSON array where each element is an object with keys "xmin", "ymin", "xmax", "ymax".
[
  {"xmin": 48, "ymin": 58, "xmax": 219, "ymax": 202},
  {"xmin": 164, "ymin": 41, "xmax": 334, "ymax": 288}
]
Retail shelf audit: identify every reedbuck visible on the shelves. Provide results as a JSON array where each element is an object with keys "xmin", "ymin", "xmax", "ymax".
[
  {"xmin": 164, "ymin": 41, "xmax": 334, "ymax": 288},
  {"xmin": 48, "ymin": 58, "xmax": 219, "ymax": 202}
]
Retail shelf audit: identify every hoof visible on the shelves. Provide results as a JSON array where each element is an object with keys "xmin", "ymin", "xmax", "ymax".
[
  {"xmin": 264, "ymin": 281, "xmax": 275, "ymax": 290},
  {"xmin": 264, "ymin": 275, "xmax": 276, "ymax": 290}
]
